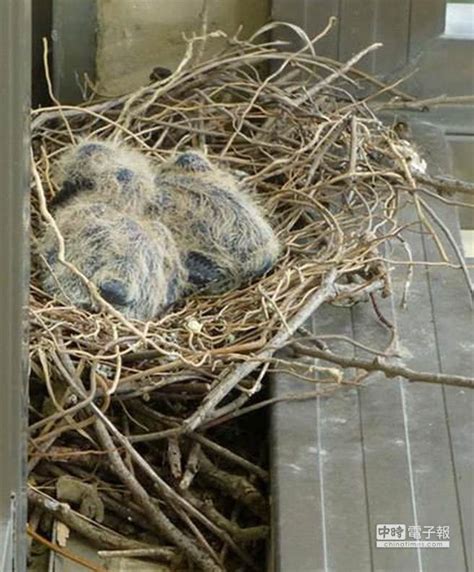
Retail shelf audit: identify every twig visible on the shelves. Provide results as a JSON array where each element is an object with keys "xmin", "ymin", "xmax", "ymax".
[
  {"xmin": 94, "ymin": 419, "xmax": 223, "ymax": 572},
  {"xmin": 28, "ymin": 488, "xmax": 155, "ymax": 550},
  {"xmin": 377, "ymin": 94, "xmax": 474, "ymax": 111},
  {"xmin": 292, "ymin": 43, "xmax": 382, "ymax": 107},
  {"xmin": 198, "ymin": 454, "xmax": 267, "ymax": 520},
  {"xmin": 183, "ymin": 269, "xmax": 338, "ymax": 432},
  {"xmin": 98, "ymin": 547, "xmax": 175, "ymax": 561},
  {"xmin": 416, "ymin": 172, "xmax": 474, "ymax": 196},
  {"xmin": 292, "ymin": 343, "xmax": 474, "ymax": 388},
  {"xmin": 418, "ymin": 195, "xmax": 473, "ymax": 298},
  {"xmin": 27, "ymin": 525, "xmax": 108, "ymax": 572}
]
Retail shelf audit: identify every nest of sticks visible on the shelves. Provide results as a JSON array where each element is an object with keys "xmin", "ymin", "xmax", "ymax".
[{"xmin": 28, "ymin": 22, "xmax": 473, "ymax": 572}]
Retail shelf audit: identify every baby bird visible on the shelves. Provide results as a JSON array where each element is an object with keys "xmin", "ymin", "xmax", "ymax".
[
  {"xmin": 51, "ymin": 140, "xmax": 156, "ymax": 213},
  {"xmin": 38, "ymin": 142, "xmax": 280, "ymax": 320},
  {"xmin": 150, "ymin": 150, "xmax": 281, "ymax": 294},
  {"xmin": 40, "ymin": 201, "xmax": 186, "ymax": 320},
  {"xmin": 40, "ymin": 140, "xmax": 186, "ymax": 320}
]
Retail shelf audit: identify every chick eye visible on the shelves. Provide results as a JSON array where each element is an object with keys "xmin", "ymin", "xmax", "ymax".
[{"xmin": 99, "ymin": 280, "xmax": 129, "ymax": 306}]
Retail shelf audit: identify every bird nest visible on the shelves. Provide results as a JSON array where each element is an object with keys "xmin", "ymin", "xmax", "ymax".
[{"xmin": 28, "ymin": 22, "xmax": 471, "ymax": 572}]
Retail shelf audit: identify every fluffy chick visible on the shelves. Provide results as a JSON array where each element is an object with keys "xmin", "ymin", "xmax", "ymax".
[
  {"xmin": 39, "ymin": 201, "xmax": 186, "ymax": 320},
  {"xmin": 150, "ymin": 150, "xmax": 281, "ymax": 294},
  {"xmin": 51, "ymin": 140, "xmax": 156, "ymax": 213}
]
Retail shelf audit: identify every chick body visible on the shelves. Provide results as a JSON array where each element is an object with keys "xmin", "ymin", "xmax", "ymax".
[{"xmin": 150, "ymin": 150, "xmax": 280, "ymax": 294}]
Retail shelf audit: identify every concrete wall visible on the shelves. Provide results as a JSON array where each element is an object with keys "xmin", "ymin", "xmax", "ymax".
[{"xmin": 96, "ymin": 0, "xmax": 269, "ymax": 96}]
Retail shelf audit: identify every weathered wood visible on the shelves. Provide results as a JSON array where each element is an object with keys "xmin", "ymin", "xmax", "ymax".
[
  {"xmin": 270, "ymin": 373, "xmax": 325, "ymax": 570},
  {"xmin": 409, "ymin": 0, "xmax": 446, "ymax": 58},
  {"xmin": 339, "ymin": 0, "xmax": 376, "ymax": 73},
  {"xmin": 270, "ymin": 119, "xmax": 473, "ymax": 571},
  {"xmin": 311, "ymin": 305, "xmax": 372, "ymax": 571},
  {"xmin": 421, "ymin": 199, "xmax": 473, "ymax": 571},
  {"xmin": 388, "ymin": 214, "xmax": 466, "ymax": 570},
  {"xmin": 52, "ymin": 0, "xmax": 96, "ymax": 103},
  {"xmin": 0, "ymin": 0, "xmax": 30, "ymax": 568},
  {"xmin": 351, "ymin": 293, "xmax": 420, "ymax": 572},
  {"xmin": 372, "ymin": 0, "xmax": 411, "ymax": 74},
  {"xmin": 272, "ymin": 0, "xmax": 339, "ymax": 57}
]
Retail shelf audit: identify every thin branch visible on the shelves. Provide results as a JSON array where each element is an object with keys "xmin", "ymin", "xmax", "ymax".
[
  {"xmin": 416, "ymin": 172, "xmax": 474, "ymax": 196},
  {"xmin": 27, "ymin": 525, "xmax": 108, "ymax": 572},
  {"xmin": 292, "ymin": 343, "xmax": 474, "ymax": 389},
  {"xmin": 183, "ymin": 269, "xmax": 338, "ymax": 432}
]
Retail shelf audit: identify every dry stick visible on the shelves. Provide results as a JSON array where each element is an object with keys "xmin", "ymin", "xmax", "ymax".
[
  {"xmin": 195, "ymin": 0, "xmax": 210, "ymax": 65},
  {"xmin": 96, "ymin": 420, "xmax": 252, "ymax": 565},
  {"xmin": 222, "ymin": 20, "xmax": 337, "ymax": 154},
  {"xmin": 249, "ymin": 20, "xmax": 319, "ymax": 57},
  {"xmin": 28, "ymin": 488, "xmax": 156, "ymax": 551},
  {"xmin": 348, "ymin": 115, "xmax": 358, "ymax": 176},
  {"xmin": 98, "ymin": 548, "xmax": 176, "ymax": 560},
  {"xmin": 180, "ymin": 442, "xmax": 202, "ymax": 490},
  {"xmin": 418, "ymin": 195, "xmax": 473, "ymax": 298},
  {"xmin": 29, "ymin": 350, "xmax": 98, "ymax": 435},
  {"xmin": 200, "ymin": 386, "xmax": 340, "ymax": 430},
  {"xmin": 167, "ymin": 435, "xmax": 183, "ymax": 480},
  {"xmin": 377, "ymin": 94, "xmax": 474, "ymax": 111},
  {"xmin": 41, "ymin": 37, "xmax": 75, "ymax": 143},
  {"xmin": 292, "ymin": 343, "xmax": 474, "ymax": 389},
  {"xmin": 183, "ymin": 269, "xmax": 338, "ymax": 432},
  {"xmin": 198, "ymin": 454, "xmax": 267, "ymax": 520},
  {"xmin": 27, "ymin": 525, "xmax": 108, "ymax": 572},
  {"xmin": 191, "ymin": 433, "xmax": 269, "ymax": 482},
  {"xmin": 416, "ymin": 172, "xmax": 474, "ymax": 196},
  {"xmin": 392, "ymin": 141, "xmax": 472, "ymax": 299},
  {"xmin": 417, "ymin": 185, "xmax": 474, "ymax": 209},
  {"xmin": 94, "ymin": 419, "xmax": 223, "ymax": 572},
  {"xmin": 118, "ymin": 337, "xmax": 267, "ymax": 385},
  {"xmin": 291, "ymin": 43, "xmax": 383, "ymax": 107},
  {"xmin": 182, "ymin": 490, "xmax": 269, "ymax": 543},
  {"xmin": 54, "ymin": 350, "xmax": 254, "ymax": 566},
  {"xmin": 128, "ymin": 403, "xmax": 268, "ymax": 480},
  {"xmin": 339, "ymin": 69, "xmax": 418, "ymax": 115}
]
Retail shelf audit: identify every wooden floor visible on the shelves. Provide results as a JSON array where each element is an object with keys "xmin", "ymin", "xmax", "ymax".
[{"xmin": 269, "ymin": 199, "xmax": 473, "ymax": 572}]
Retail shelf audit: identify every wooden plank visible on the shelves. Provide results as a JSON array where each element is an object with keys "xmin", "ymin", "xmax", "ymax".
[
  {"xmin": 409, "ymin": 0, "xmax": 446, "ymax": 58},
  {"xmin": 52, "ymin": 0, "xmax": 96, "ymax": 103},
  {"xmin": 270, "ymin": 302, "xmax": 373, "ymax": 572},
  {"xmin": 311, "ymin": 304, "xmax": 372, "ymax": 571},
  {"xmin": 421, "ymin": 199, "xmax": 474, "ymax": 571},
  {"xmin": 351, "ymin": 119, "xmax": 468, "ymax": 570},
  {"xmin": 351, "ymin": 296, "xmax": 420, "ymax": 572},
  {"xmin": 271, "ymin": 0, "xmax": 306, "ymax": 52},
  {"xmin": 339, "ymin": 0, "xmax": 377, "ymax": 73},
  {"xmin": 448, "ymin": 136, "xmax": 474, "ymax": 229},
  {"xmin": 270, "ymin": 370, "xmax": 325, "ymax": 572},
  {"xmin": 303, "ymin": 0, "xmax": 339, "ymax": 58},
  {"xmin": 404, "ymin": 37, "xmax": 474, "ymax": 99},
  {"xmin": 0, "ymin": 0, "xmax": 30, "ymax": 568},
  {"xmin": 388, "ymin": 220, "xmax": 466, "ymax": 570},
  {"xmin": 373, "ymin": 0, "xmax": 411, "ymax": 74},
  {"xmin": 272, "ymin": 0, "xmax": 339, "ymax": 57}
]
